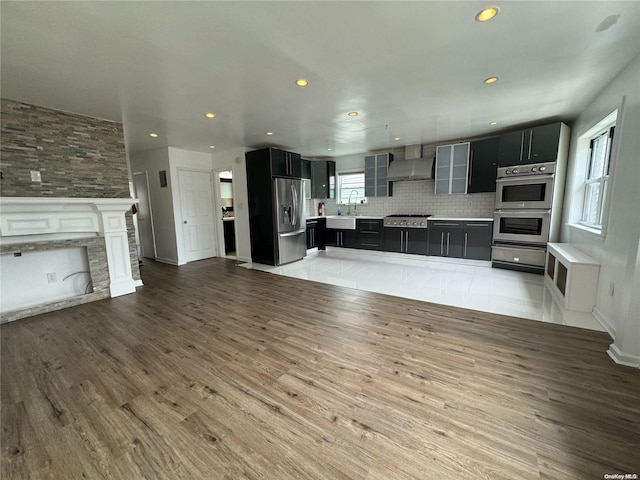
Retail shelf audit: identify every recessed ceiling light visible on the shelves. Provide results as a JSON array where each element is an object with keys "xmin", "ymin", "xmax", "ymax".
[
  {"xmin": 394, "ymin": 137, "xmax": 401, "ymax": 141},
  {"xmin": 490, "ymin": 121, "xmax": 498, "ymax": 126},
  {"xmin": 209, "ymin": 145, "xmax": 216, "ymax": 149},
  {"xmin": 265, "ymin": 132, "xmax": 274, "ymax": 136},
  {"xmin": 327, "ymin": 148, "xmax": 332, "ymax": 151},
  {"xmin": 484, "ymin": 76, "xmax": 499, "ymax": 84},
  {"xmin": 149, "ymin": 132, "xmax": 158, "ymax": 138},
  {"xmin": 348, "ymin": 111, "xmax": 358, "ymax": 117},
  {"xmin": 295, "ymin": 79, "xmax": 309, "ymax": 87},
  {"xmin": 476, "ymin": 7, "xmax": 499, "ymax": 22},
  {"xmin": 204, "ymin": 112, "xmax": 215, "ymax": 118}
]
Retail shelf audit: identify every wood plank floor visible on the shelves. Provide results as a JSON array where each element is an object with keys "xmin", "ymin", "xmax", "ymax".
[{"xmin": 2, "ymin": 258, "xmax": 639, "ymax": 479}]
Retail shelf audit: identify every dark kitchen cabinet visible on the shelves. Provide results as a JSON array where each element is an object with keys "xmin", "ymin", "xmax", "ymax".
[
  {"xmin": 498, "ymin": 122, "xmax": 564, "ymax": 166},
  {"xmin": 268, "ymin": 148, "xmax": 302, "ymax": 177},
  {"xmin": 468, "ymin": 136, "xmax": 500, "ymax": 193},
  {"xmin": 326, "ymin": 228, "xmax": 357, "ymax": 248},
  {"xmin": 365, "ymin": 153, "xmax": 393, "ymax": 197},
  {"xmin": 406, "ymin": 229, "xmax": 428, "ymax": 255},
  {"xmin": 357, "ymin": 219, "xmax": 384, "ymax": 250},
  {"xmin": 384, "ymin": 228, "xmax": 427, "ymax": 255},
  {"xmin": 302, "ymin": 159, "xmax": 311, "ymax": 179},
  {"xmin": 462, "ymin": 221, "xmax": 493, "ymax": 260},
  {"xmin": 428, "ymin": 221, "xmax": 464, "ymax": 257},
  {"xmin": 528, "ymin": 123, "xmax": 562, "ymax": 163},
  {"xmin": 310, "ymin": 160, "xmax": 335, "ymax": 199},
  {"xmin": 384, "ymin": 228, "xmax": 402, "ymax": 253},
  {"xmin": 223, "ymin": 219, "xmax": 236, "ymax": 253},
  {"xmin": 435, "ymin": 143, "xmax": 469, "ymax": 195},
  {"xmin": 306, "ymin": 218, "xmax": 325, "ymax": 250}
]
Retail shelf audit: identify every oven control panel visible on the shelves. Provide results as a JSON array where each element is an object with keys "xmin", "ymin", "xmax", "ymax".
[{"xmin": 498, "ymin": 161, "xmax": 556, "ymax": 178}]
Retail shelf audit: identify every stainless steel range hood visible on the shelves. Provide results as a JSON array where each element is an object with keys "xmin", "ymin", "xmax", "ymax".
[{"xmin": 386, "ymin": 144, "xmax": 434, "ymax": 181}]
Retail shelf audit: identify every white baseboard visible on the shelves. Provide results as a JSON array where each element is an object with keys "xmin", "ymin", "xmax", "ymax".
[
  {"xmin": 110, "ymin": 280, "xmax": 137, "ymax": 297},
  {"xmin": 133, "ymin": 279, "xmax": 144, "ymax": 287},
  {"xmin": 237, "ymin": 256, "xmax": 251, "ymax": 263},
  {"xmin": 592, "ymin": 307, "xmax": 616, "ymax": 339},
  {"xmin": 154, "ymin": 257, "xmax": 179, "ymax": 266},
  {"xmin": 608, "ymin": 343, "xmax": 640, "ymax": 369}
]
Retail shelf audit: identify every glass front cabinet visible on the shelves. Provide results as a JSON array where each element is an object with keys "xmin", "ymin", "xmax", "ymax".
[{"xmin": 435, "ymin": 143, "xmax": 469, "ymax": 195}]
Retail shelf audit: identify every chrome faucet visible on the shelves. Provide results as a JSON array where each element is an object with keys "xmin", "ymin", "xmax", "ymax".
[{"xmin": 347, "ymin": 190, "xmax": 360, "ymax": 215}]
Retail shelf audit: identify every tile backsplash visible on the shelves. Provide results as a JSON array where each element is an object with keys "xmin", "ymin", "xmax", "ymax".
[{"xmin": 306, "ymin": 180, "xmax": 495, "ymax": 218}]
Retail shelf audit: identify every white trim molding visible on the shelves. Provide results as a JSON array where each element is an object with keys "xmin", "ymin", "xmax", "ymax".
[
  {"xmin": 592, "ymin": 307, "xmax": 616, "ymax": 339},
  {"xmin": 1, "ymin": 197, "xmax": 138, "ymax": 298},
  {"xmin": 608, "ymin": 344, "xmax": 640, "ymax": 369}
]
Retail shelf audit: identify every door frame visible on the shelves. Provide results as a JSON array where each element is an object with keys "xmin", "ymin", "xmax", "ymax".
[
  {"xmin": 132, "ymin": 170, "xmax": 157, "ymax": 259},
  {"xmin": 176, "ymin": 167, "xmax": 218, "ymax": 262},
  {"xmin": 212, "ymin": 166, "xmax": 238, "ymax": 258}
]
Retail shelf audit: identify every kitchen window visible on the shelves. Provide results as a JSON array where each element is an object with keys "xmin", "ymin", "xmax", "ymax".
[
  {"xmin": 337, "ymin": 172, "xmax": 365, "ymax": 204},
  {"xmin": 581, "ymin": 124, "xmax": 614, "ymax": 230}
]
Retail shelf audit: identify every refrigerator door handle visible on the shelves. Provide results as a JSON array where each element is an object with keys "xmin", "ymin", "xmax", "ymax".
[
  {"xmin": 280, "ymin": 228, "xmax": 306, "ymax": 237},
  {"xmin": 291, "ymin": 183, "xmax": 297, "ymax": 227}
]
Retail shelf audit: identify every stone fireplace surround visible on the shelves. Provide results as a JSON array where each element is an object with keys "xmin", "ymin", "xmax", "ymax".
[{"xmin": 0, "ymin": 197, "xmax": 139, "ymax": 322}]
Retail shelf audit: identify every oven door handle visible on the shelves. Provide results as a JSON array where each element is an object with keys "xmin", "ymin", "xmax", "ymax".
[{"xmin": 496, "ymin": 174, "xmax": 554, "ymax": 183}]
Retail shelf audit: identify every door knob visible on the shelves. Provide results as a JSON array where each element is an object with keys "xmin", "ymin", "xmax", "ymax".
[{"xmin": 183, "ymin": 221, "xmax": 187, "ymax": 224}]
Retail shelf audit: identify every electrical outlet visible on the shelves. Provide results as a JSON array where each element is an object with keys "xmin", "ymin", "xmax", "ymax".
[
  {"xmin": 30, "ymin": 170, "xmax": 42, "ymax": 182},
  {"xmin": 47, "ymin": 272, "xmax": 57, "ymax": 283},
  {"xmin": 609, "ymin": 282, "xmax": 615, "ymax": 296}
]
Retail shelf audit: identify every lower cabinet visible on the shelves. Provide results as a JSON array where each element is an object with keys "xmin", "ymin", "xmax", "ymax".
[
  {"xmin": 428, "ymin": 220, "xmax": 493, "ymax": 259},
  {"xmin": 326, "ymin": 228, "xmax": 358, "ymax": 248},
  {"xmin": 428, "ymin": 222, "xmax": 464, "ymax": 257},
  {"xmin": 357, "ymin": 219, "xmax": 384, "ymax": 250},
  {"xmin": 306, "ymin": 218, "xmax": 325, "ymax": 250},
  {"xmin": 223, "ymin": 219, "xmax": 236, "ymax": 253},
  {"xmin": 384, "ymin": 228, "xmax": 427, "ymax": 255},
  {"xmin": 463, "ymin": 221, "xmax": 492, "ymax": 260}
]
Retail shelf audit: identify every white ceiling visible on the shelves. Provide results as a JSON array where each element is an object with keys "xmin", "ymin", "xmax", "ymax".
[{"xmin": 2, "ymin": 1, "xmax": 640, "ymax": 159}]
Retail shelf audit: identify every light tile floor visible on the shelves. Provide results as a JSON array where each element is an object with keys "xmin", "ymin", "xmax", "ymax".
[{"xmin": 240, "ymin": 247, "xmax": 605, "ymax": 332}]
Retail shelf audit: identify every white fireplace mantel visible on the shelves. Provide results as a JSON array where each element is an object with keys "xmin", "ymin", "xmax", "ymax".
[{"xmin": 0, "ymin": 196, "xmax": 138, "ymax": 298}]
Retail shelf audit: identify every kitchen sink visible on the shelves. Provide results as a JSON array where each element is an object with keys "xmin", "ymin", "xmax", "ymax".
[{"xmin": 325, "ymin": 215, "xmax": 357, "ymax": 230}]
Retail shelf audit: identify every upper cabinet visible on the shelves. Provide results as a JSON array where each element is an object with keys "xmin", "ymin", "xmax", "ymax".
[
  {"xmin": 310, "ymin": 160, "xmax": 336, "ymax": 199},
  {"xmin": 435, "ymin": 143, "xmax": 469, "ymax": 194},
  {"xmin": 301, "ymin": 159, "xmax": 311, "ymax": 180},
  {"xmin": 269, "ymin": 148, "xmax": 302, "ymax": 177},
  {"xmin": 468, "ymin": 136, "xmax": 500, "ymax": 193},
  {"xmin": 365, "ymin": 153, "xmax": 393, "ymax": 197},
  {"xmin": 498, "ymin": 122, "xmax": 563, "ymax": 166}
]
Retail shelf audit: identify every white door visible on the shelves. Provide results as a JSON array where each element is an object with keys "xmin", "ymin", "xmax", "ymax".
[
  {"xmin": 178, "ymin": 169, "xmax": 217, "ymax": 262},
  {"xmin": 133, "ymin": 171, "xmax": 157, "ymax": 259}
]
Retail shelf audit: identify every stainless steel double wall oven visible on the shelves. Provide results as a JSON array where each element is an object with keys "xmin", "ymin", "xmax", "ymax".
[{"xmin": 492, "ymin": 162, "xmax": 556, "ymax": 273}]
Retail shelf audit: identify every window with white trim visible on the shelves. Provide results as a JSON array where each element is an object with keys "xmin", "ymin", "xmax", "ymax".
[
  {"xmin": 336, "ymin": 172, "xmax": 365, "ymax": 204},
  {"xmin": 581, "ymin": 125, "xmax": 614, "ymax": 229}
]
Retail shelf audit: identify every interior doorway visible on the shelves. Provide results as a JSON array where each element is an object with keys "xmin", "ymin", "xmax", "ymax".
[
  {"xmin": 132, "ymin": 171, "xmax": 157, "ymax": 260},
  {"xmin": 215, "ymin": 170, "xmax": 238, "ymax": 259}
]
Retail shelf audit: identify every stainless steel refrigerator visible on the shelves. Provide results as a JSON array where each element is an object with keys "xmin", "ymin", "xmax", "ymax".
[{"xmin": 274, "ymin": 177, "xmax": 306, "ymax": 265}]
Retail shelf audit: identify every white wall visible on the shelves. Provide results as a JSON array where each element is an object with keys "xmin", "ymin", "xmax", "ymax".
[
  {"xmin": 168, "ymin": 147, "xmax": 217, "ymax": 265},
  {"xmin": 130, "ymin": 148, "xmax": 178, "ymax": 264},
  {"xmin": 0, "ymin": 247, "xmax": 90, "ymax": 312},
  {"xmin": 211, "ymin": 147, "xmax": 251, "ymax": 262},
  {"xmin": 560, "ymin": 54, "xmax": 640, "ymax": 366}
]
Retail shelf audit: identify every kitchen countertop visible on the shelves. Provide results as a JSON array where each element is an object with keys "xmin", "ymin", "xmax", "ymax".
[
  {"xmin": 306, "ymin": 215, "xmax": 384, "ymax": 220},
  {"xmin": 306, "ymin": 215, "xmax": 493, "ymax": 221},
  {"xmin": 428, "ymin": 217, "xmax": 493, "ymax": 221}
]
